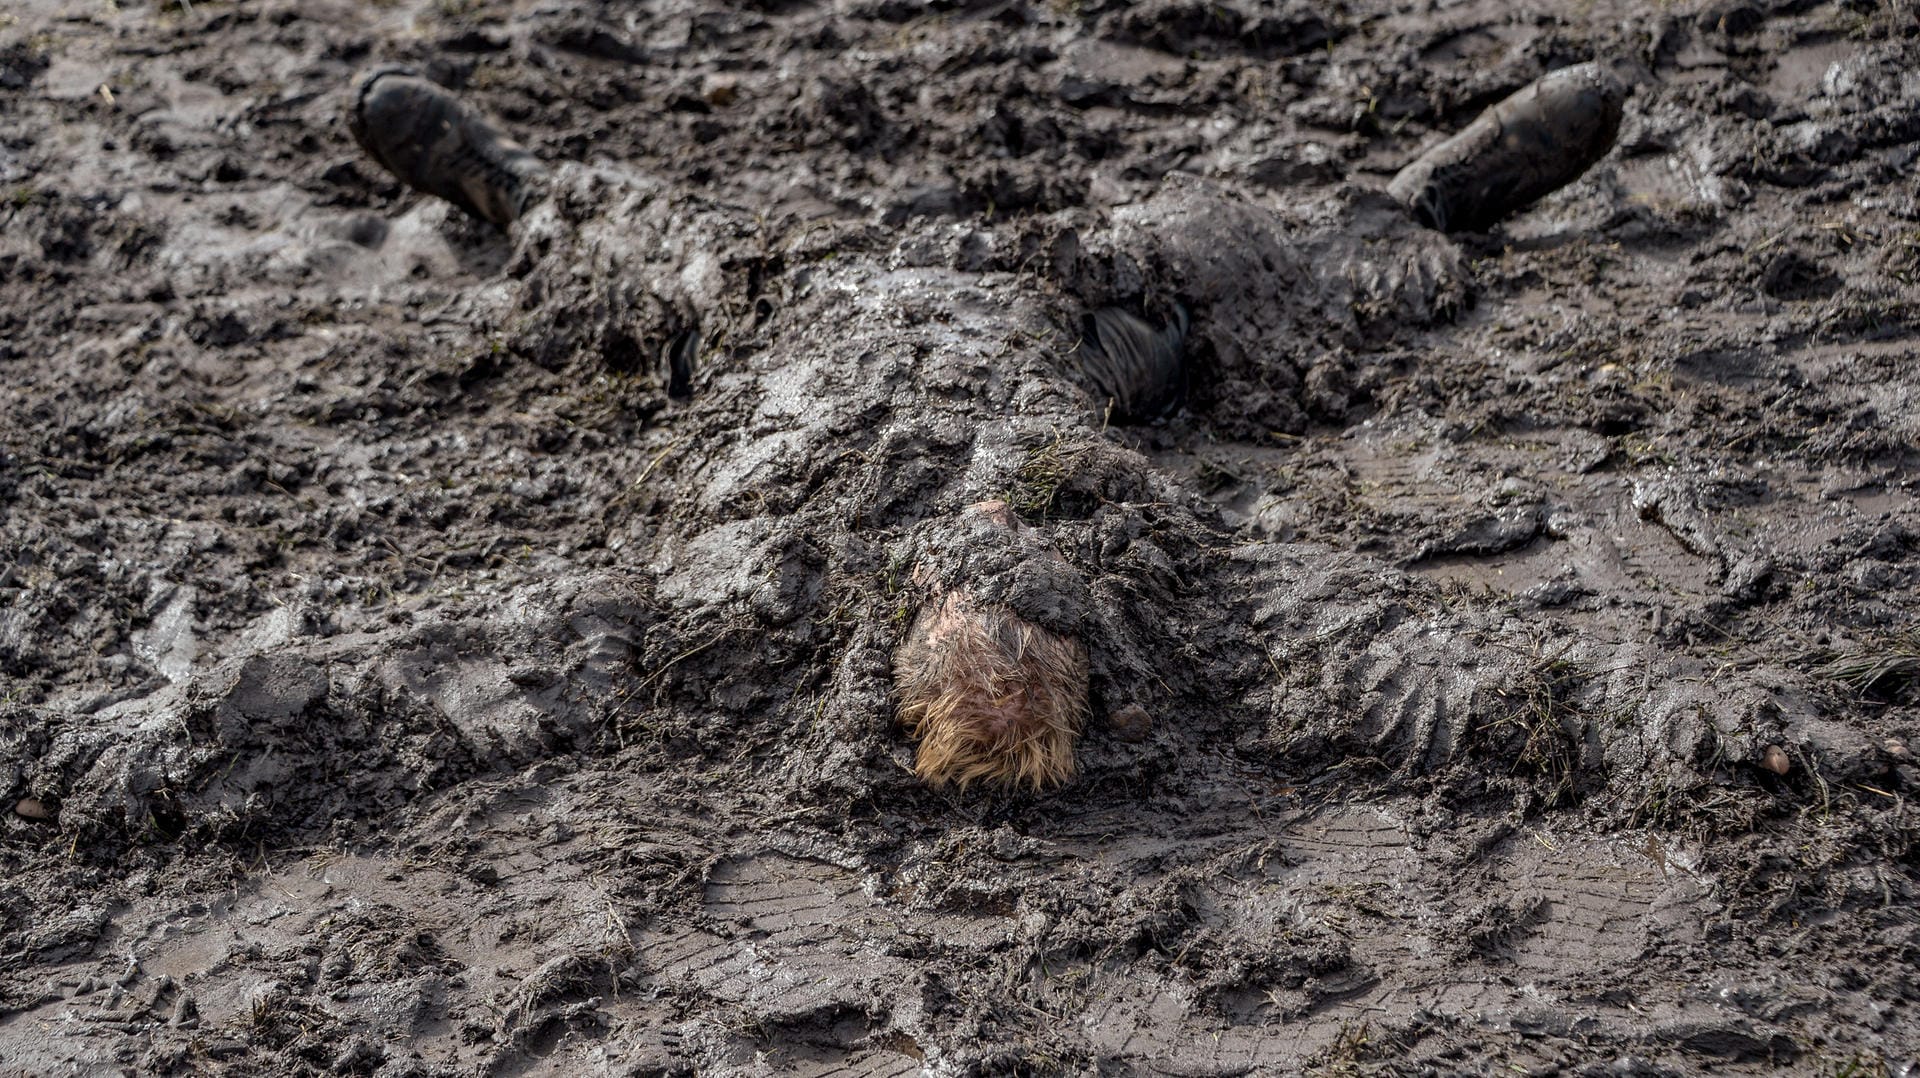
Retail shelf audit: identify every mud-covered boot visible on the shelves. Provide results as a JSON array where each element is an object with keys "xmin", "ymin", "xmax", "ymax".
[
  {"xmin": 348, "ymin": 65, "xmax": 549, "ymax": 229},
  {"xmin": 1388, "ymin": 62, "xmax": 1627, "ymax": 233},
  {"xmin": 1077, "ymin": 303, "xmax": 1189, "ymax": 422}
]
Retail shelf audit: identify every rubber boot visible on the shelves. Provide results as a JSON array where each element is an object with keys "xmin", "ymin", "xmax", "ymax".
[
  {"xmin": 348, "ymin": 65, "xmax": 548, "ymax": 229},
  {"xmin": 1389, "ymin": 62, "xmax": 1627, "ymax": 233}
]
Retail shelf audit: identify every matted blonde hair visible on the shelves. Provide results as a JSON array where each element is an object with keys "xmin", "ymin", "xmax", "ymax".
[{"xmin": 894, "ymin": 588, "xmax": 1088, "ymax": 791}]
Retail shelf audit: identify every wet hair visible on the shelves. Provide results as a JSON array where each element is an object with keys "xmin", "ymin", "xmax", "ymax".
[{"xmin": 894, "ymin": 588, "xmax": 1088, "ymax": 791}]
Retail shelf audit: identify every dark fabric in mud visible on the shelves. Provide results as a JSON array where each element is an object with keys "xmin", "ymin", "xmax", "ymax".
[{"xmin": 2, "ymin": 1, "xmax": 1919, "ymax": 1075}]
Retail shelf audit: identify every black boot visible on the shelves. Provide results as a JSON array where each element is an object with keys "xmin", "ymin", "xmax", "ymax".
[
  {"xmin": 1077, "ymin": 304, "xmax": 1189, "ymax": 423},
  {"xmin": 348, "ymin": 65, "xmax": 548, "ymax": 229},
  {"xmin": 1389, "ymin": 62, "xmax": 1626, "ymax": 234}
]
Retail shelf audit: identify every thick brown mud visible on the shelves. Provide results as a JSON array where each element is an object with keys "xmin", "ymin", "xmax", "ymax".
[{"xmin": 3, "ymin": 0, "xmax": 1919, "ymax": 1075}]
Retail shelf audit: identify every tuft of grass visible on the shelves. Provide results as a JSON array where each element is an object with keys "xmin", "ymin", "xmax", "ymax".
[
  {"xmin": 1822, "ymin": 632, "xmax": 1920, "ymax": 700},
  {"xmin": 1303, "ymin": 1019, "xmax": 1415, "ymax": 1076},
  {"xmin": 1821, "ymin": 1050, "xmax": 1891, "ymax": 1078},
  {"xmin": 1006, "ymin": 432, "xmax": 1073, "ymax": 523},
  {"xmin": 1488, "ymin": 645, "xmax": 1587, "ymax": 806}
]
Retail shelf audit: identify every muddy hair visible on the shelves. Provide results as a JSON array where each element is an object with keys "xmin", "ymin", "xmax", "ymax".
[{"xmin": 893, "ymin": 589, "xmax": 1089, "ymax": 791}]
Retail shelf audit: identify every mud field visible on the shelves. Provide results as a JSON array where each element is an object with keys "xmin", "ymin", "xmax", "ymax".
[{"xmin": 4, "ymin": 0, "xmax": 1920, "ymax": 1074}]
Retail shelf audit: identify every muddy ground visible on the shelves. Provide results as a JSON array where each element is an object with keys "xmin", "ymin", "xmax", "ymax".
[{"xmin": 3, "ymin": 0, "xmax": 1920, "ymax": 1074}]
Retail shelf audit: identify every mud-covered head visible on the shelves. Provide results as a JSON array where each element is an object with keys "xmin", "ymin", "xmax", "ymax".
[
  {"xmin": 893, "ymin": 500, "xmax": 1091, "ymax": 791},
  {"xmin": 894, "ymin": 588, "xmax": 1089, "ymax": 790}
]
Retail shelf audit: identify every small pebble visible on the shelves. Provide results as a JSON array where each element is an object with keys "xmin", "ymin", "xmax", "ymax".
[
  {"xmin": 703, "ymin": 75, "xmax": 739, "ymax": 107},
  {"xmin": 1886, "ymin": 737, "xmax": 1912, "ymax": 761},
  {"xmin": 14, "ymin": 797, "xmax": 51, "ymax": 820},
  {"xmin": 1108, "ymin": 703, "xmax": 1153, "ymax": 743},
  {"xmin": 1761, "ymin": 745, "xmax": 1791, "ymax": 775}
]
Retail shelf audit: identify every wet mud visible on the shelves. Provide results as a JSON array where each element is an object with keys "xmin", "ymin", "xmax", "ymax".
[{"xmin": 3, "ymin": 0, "xmax": 1919, "ymax": 1074}]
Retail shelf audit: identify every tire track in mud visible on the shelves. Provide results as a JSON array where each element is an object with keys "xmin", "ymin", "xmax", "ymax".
[
  {"xmin": 606, "ymin": 797, "xmax": 1718, "ymax": 1072},
  {"xmin": 1097, "ymin": 826, "xmax": 1710, "ymax": 1070},
  {"xmin": 693, "ymin": 855, "xmax": 927, "ymax": 1074}
]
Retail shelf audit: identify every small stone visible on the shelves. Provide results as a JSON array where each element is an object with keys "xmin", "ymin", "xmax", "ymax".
[
  {"xmin": 332, "ymin": 1035, "xmax": 385, "ymax": 1072},
  {"xmin": 14, "ymin": 797, "xmax": 52, "ymax": 820},
  {"xmin": 1886, "ymin": 737, "xmax": 1912, "ymax": 761},
  {"xmin": 1761, "ymin": 745, "xmax": 1791, "ymax": 775},
  {"xmin": 702, "ymin": 75, "xmax": 738, "ymax": 107},
  {"xmin": 1109, "ymin": 703, "xmax": 1153, "ymax": 742}
]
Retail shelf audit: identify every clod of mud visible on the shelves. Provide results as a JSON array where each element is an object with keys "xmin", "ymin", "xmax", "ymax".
[{"xmin": 1107, "ymin": 702, "xmax": 1154, "ymax": 743}]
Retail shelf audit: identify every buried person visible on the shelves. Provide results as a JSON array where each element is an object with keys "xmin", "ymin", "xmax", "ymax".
[{"xmin": 345, "ymin": 60, "xmax": 1626, "ymax": 792}]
